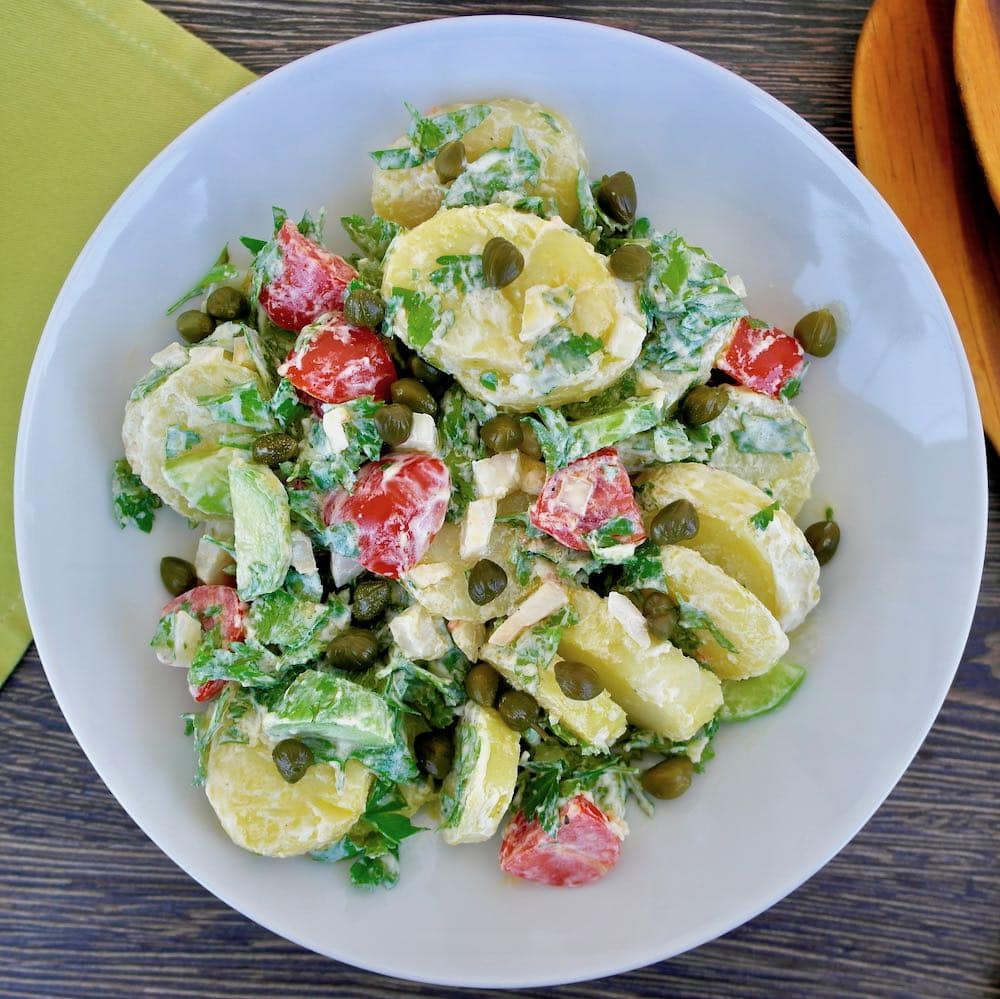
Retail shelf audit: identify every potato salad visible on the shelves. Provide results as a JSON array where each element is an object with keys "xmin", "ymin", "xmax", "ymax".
[{"xmin": 114, "ymin": 98, "xmax": 841, "ymax": 889}]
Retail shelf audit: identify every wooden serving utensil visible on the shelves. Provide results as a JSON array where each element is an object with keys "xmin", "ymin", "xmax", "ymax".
[
  {"xmin": 954, "ymin": 0, "xmax": 1000, "ymax": 212},
  {"xmin": 853, "ymin": 0, "xmax": 1000, "ymax": 447}
]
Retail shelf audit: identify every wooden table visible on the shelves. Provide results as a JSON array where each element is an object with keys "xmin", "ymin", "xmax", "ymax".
[{"xmin": 3, "ymin": 2, "xmax": 998, "ymax": 995}]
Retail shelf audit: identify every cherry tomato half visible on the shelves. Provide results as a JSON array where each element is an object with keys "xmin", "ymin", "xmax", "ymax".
[{"xmin": 716, "ymin": 317, "xmax": 805, "ymax": 399}]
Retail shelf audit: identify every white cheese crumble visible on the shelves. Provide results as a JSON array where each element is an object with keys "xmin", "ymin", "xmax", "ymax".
[
  {"xmin": 459, "ymin": 497, "xmax": 497, "ymax": 559},
  {"xmin": 395, "ymin": 412, "xmax": 438, "ymax": 454},
  {"xmin": 489, "ymin": 582, "xmax": 568, "ymax": 645},
  {"xmin": 321, "ymin": 406, "xmax": 350, "ymax": 453},
  {"xmin": 172, "ymin": 610, "xmax": 203, "ymax": 669},
  {"xmin": 331, "ymin": 551, "xmax": 363, "ymax": 588},
  {"xmin": 448, "ymin": 620, "xmax": 486, "ymax": 662},
  {"xmin": 389, "ymin": 604, "xmax": 451, "ymax": 660},
  {"xmin": 289, "ymin": 529, "xmax": 317, "ymax": 576},
  {"xmin": 473, "ymin": 451, "xmax": 522, "ymax": 499},
  {"xmin": 607, "ymin": 591, "xmax": 651, "ymax": 649},
  {"xmin": 149, "ymin": 342, "xmax": 188, "ymax": 368}
]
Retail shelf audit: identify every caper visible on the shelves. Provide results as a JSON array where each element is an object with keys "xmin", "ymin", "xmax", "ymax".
[
  {"xmin": 794, "ymin": 308, "xmax": 837, "ymax": 357},
  {"xmin": 804, "ymin": 520, "xmax": 840, "ymax": 565},
  {"xmin": 374, "ymin": 403, "xmax": 413, "ymax": 447},
  {"xmin": 642, "ymin": 591, "xmax": 675, "ymax": 618},
  {"xmin": 647, "ymin": 609, "xmax": 679, "ymax": 641},
  {"xmin": 554, "ymin": 660, "xmax": 603, "ymax": 701},
  {"xmin": 390, "ymin": 377, "xmax": 437, "ymax": 416},
  {"xmin": 205, "ymin": 285, "xmax": 248, "ymax": 320},
  {"xmin": 272, "ymin": 738, "xmax": 314, "ymax": 784},
  {"xmin": 498, "ymin": 690, "xmax": 539, "ymax": 732},
  {"xmin": 641, "ymin": 757, "xmax": 694, "ymax": 799},
  {"xmin": 482, "ymin": 237, "xmax": 524, "ymax": 289},
  {"xmin": 518, "ymin": 421, "xmax": 543, "ymax": 460},
  {"xmin": 160, "ymin": 556, "xmax": 197, "ymax": 596},
  {"xmin": 252, "ymin": 432, "xmax": 298, "ymax": 466},
  {"xmin": 609, "ymin": 243, "xmax": 652, "ymax": 282},
  {"xmin": 327, "ymin": 628, "xmax": 380, "ymax": 671},
  {"xmin": 344, "ymin": 287, "xmax": 386, "ymax": 330},
  {"xmin": 468, "ymin": 559, "xmax": 508, "ymax": 606},
  {"xmin": 480, "ymin": 414, "xmax": 523, "ymax": 454},
  {"xmin": 434, "ymin": 139, "xmax": 466, "ymax": 183},
  {"xmin": 415, "ymin": 730, "xmax": 454, "ymax": 780},
  {"xmin": 681, "ymin": 385, "xmax": 729, "ymax": 426},
  {"xmin": 649, "ymin": 499, "xmax": 699, "ymax": 546},
  {"xmin": 409, "ymin": 355, "xmax": 449, "ymax": 390},
  {"xmin": 352, "ymin": 579, "xmax": 391, "ymax": 623},
  {"xmin": 175, "ymin": 309, "xmax": 214, "ymax": 343},
  {"xmin": 596, "ymin": 171, "xmax": 637, "ymax": 225},
  {"xmin": 464, "ymin": 663, "xmax": 501, "ymax": 708}
]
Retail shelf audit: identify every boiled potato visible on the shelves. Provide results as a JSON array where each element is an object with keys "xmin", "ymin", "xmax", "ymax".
[
  {"xmin": 122, "ymin": 345, "xmax": 262, "ymax": 519},
  {"xmin": 371, "ymin": 98, "xmax": 588, "ymax": 228},
  {"xmin": 559, "ymin": 587, "xmax": 722, "ymax": 742},
  {"xmin": 660, "ymin": 545, "xmax": 788, "ymax": 680},
  {"xmin": 705, "ymin": 385, "xmax": 818, "ymax": 518},
  {"xmin": 382, "ymin": 203, "xmax": 645, "ymax": 410},
  {"xmin": 440, "ymin": 703, "xmax": 520, "ymax": 845},
  {"xmin": 638, "ymin": 463, "xmax": 820, "ymax": 632},
  {"xmin": 205, "ymin": 739, "xmax": 371, "ymax": 857}
]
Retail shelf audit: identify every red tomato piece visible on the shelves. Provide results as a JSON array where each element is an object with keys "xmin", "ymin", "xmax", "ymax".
[
  {"xmin": 190, "ymin": 679, "xmax": 228, "ymax": 702},
  {"xmin": 323, "ymin": 454, "xmax": 451, "ymax": 579},
  {"xmin": 716, "ymin": 317, "xmax": 805, "ymax": 398},
  {"xmin": 258, "ymin": 220, "xmax": 358, "ymax": 331},
  {"xmin": 499, "ymin": 795, "xmax": 623, "ymax": 888},
  {"xmin": 279, "ymin": 315, "xmax": 396, "ymax": 405},
  {"xmin": 162, "ymin": 585, "xmax": 247, "ymax": 644},
  {"xmin": 529, "ymin": 448, "xmax": 646, "ymax": 552}
]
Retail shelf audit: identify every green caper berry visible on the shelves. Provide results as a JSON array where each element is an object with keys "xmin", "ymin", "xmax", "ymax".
[
  {"xmin": 647, "ymin": 609, "xmax": 680, "ymax": 641},
  {"xmin": 160, "ymin": 556, "xmax": 197, "ymax": 596},
  {"xmin": 596, "ymin": 171, "xmax": 637, "ymax": 224},
  {"xmin": 794, "ymin": 308, "xmax": 838, "ymax": 357},
  {"xmin": 374, "ymin": 403, "xmax": 414, "ymax": 447},
  {"xmin": 482, "ymin": 237, "xmax": 524, "ymax": 289},
  {"xmin": 352, "ymin": 579, "xmax": 392, "ymax": 623},
  {"xmin": 414, "ymin": 730, "xmax": 455, "ymax": 780},
  {"xmin": 681, "ymin": 385, "xmax": 729, "ymax": 426},
  {"xmin": 272, "ymin": 739, "xmax": 314, "ymax": 784},
  {"xmin": 390, "ymin": 377, "xmax": 437, "ymax": 416},
  {"xmin": 643, "ymin": 591, "xmax": 675, "ymax": 619},
  {"xmin": 175, "ymin": 309, "xmax": 215, "ymax": 343},
  {"xmin": 464, "ymin": 663, "xmax": 501, "ymax": 708},
  {"xmin": 518, "ymin": 421, "xmax": 543, "ymax": 460},
  {"xmin": 327, "ymin": 628, "xmax": 380, "ymax": 671},
  {"xmin": 467, "ymin": 559, "xmax": 508, "ymax": 606},
  {"xmin": 344, "ymin": 288, "xmax": 386, "ymax": 330},
  {"xmin": 553, "ymin": 660, "xmax": 604, "ymax": 701},
  {"xmin": 641, "ymin": 757, "xmax": 694, "ymax": 799},
  {"xmin": 804, "ymin": 520, "xmax": 840, "ymax": 565},
  {"xmin": 497, "ymin": 690, "xmax": 539, "ymax": 732},
  {"xmin": 205, "ymin": 285, "xmax": 248, "ymax": 320},
  {"xmin": 480, "ymin": 414, "xmax": 523, "ymax": 454},
  {"xmin": 649, "ymin": 499, "xmax": 699, "ymax": 546},
  {"xmin": 252, "ymin": 432, "xmax": 298, "ymax": 466},
  {"xmin": 609, "ymin": 243, "xmax": 652, "ymax": 281},
  {"xmin": 434, "ymin": 140, "xmax": 466, "ymax": 183}
]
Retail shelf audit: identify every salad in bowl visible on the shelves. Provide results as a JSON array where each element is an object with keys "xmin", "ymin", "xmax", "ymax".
[{"xmin": 113, "ymin": 97, "xmax": 840, "ymax": 890}]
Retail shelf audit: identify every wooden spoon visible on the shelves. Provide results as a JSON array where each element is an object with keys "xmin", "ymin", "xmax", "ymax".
[
  {"xmin": 954, "ymin": 0, "xmax": 1000, "ymax": 212},
  {"xmin": 853, "ymin": 0, "xmax": 1000, "ymax": 448}
]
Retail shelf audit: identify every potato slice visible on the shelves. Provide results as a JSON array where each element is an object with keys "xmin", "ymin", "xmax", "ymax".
[
  {"xmin": 205, "ymin": 740, "xmax": 371, "ymax": 858},
  {"xmin": 660, "ymin": 545, "xmax": 788, "ymax": 680},
  {"xmin": 371, "ymin": 98, "xmax": 588, "ymax": 228},
  {"xmin": 440, "ymin": 703, "xmax": 520, "ymax": 845},
  {"xmin": 381, "ymin": 203, "xmax": 644, "ymax": 411},
  {"xmin": 559, "ymin": 587, "xmax": 722, "ymax": 742},
  {"xmin": 637, "ymin": 463, "xmax": 820, "ymax": 631},
  {"xmin": 704, "ymin": 385, "xmax": 818, "ymax": 517}
]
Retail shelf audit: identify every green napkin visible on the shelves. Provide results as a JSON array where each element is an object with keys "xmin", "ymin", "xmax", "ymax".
[{"xmin": 0, "ymin": 0, "xmax": 255, "ymax": 685}]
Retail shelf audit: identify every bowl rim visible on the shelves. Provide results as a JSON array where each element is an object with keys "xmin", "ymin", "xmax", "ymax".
[{"xmin": 14, "ymin": 14, "xmax": 988, "ymax": 988}]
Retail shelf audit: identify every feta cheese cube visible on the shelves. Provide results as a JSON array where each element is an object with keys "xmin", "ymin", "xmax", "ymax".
[
  {"xmin": 459, "ymin": 498, "xmax": 497, "ymax": 559},
  {"xmin": 331, "ymin": 551, "xmax": 363, "ymax": 588},
  {"xmin": 448, "ymin": 620, "xmax": 486, "ymax": 662},
  {"xmin": 473, "ymin": 451, "xmax": 522, "ymax": 499},
  {"xmin": 518, "ymin": 458, "xmax": 547, "ymax": 496},
  {"xmin": 406, "ymin": 562, "xmax": 453, "ymax": 587},
  {"xmin": 593, "ymin": 542, "xmax": 638, "ymax": 563},
  {"xmin": 149, "ymin": 342, "xmax": 188, "ymax": 368},
  {"xmin": 172, "ymin": 610, "xmax": 203, "ymax": 669},
  {"xmin": 489, "ymin": 582, "xmax": 568, "ymax": 645},
  {"xmin": 395, "ymin": 412, "xmax": 438, "ymax": 454},
  {"xmin": 607, "ymin": 591, "xmax": 651, "ymax": 649},
  {"xmin": 195, "ymin": 536, "xmax": 235, "ymax": 585},
  {"xmin": 389, "ymin": 605, "xmax": 451, "ymax": 660},
  {"xmin": 322, "ymin": 406, "xmax": 350, "ymax": 453},
  {"xmin": 289, "ymin": 529, "xmax": 318, "ymax": 576},
  {"xmin": 230, "ymin": 336, "xmax": 252, "ymax": 368}
]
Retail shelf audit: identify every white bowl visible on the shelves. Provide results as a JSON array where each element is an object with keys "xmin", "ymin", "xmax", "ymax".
[{"xmin": 15, "ymin": 15, "xmax": 987, "ymax": 988}]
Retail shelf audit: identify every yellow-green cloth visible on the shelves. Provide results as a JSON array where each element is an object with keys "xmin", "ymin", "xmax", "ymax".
[{"xmin": 0, "ymin": 0, "xmax": 255, "ymax": 685}]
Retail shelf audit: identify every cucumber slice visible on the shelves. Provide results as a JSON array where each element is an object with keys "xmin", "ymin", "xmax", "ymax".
[{"xmin": 719, "ymin": 660, "xmax": 806, "ymax": 722}]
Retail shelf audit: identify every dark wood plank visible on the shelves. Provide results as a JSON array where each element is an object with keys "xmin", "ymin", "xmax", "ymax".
[{"xmin": 3, "ymin": 2, "xmax": 998, "ymax": 996}]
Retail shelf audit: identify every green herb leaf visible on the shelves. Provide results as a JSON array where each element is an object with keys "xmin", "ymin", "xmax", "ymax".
[
  {"xmin": 429, "ymin": 254, "xmax": 485, "ymax": 293},
  {"xmin": 443, "ymin": 126, "xmax": 541, "ymax": 208},
  {"xmin": 111, "ymin": 458, "xmax": 162, "ymax": 533},
  {"xmin": 166, "ymin": 247, "xmax": 239, "ymax": 315},
  {"xmin": 385, "ymin": 287, "xmax": 444, "ymax": 349},
  {"xmin": 479, "ymin": 370, "xmax": 499, "ymax": 391},
  {"xmin": 370, "ymin": 102, "xmax": 491, "ymax": 169},
  {"xmin": 240, "ymin": 236, "xmax": 267, "ymax": 255},
  {"xmin": 199, "ymin": 381, "xmax": 275, "ymax": 431},
  {"xmin": 732, "ymin": 415, "xmax": 810, "ymax": 457},
  {"xmin": 340, "ymin": 214, "xmax": 402, "ymax": 262},
  {"xmin": 749, "ymin": 500, "xmax": 780, "ymax": 531}
]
